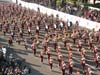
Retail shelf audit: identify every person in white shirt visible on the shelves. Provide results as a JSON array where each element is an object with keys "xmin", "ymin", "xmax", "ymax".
[{"xmin": 2, "ymin": 46, "xmax": 7, "ymax": 58}]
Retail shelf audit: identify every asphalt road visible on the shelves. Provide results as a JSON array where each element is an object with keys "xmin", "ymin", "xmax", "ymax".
[{"xmin": 0, "ymin": 25, "xmax": 100, "ymax": 75}]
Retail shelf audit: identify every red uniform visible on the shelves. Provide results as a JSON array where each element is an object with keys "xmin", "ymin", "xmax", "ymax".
[
  {"xmin": 68, "ymin": 52, "xmax": 72, "ymax": 60},
  {"xmin": 88, "ymin": 37, "xmax": 93, "ymax": 49},
  {"xmin": 46, "ymin": 47, "xmax": 51, "ymax": 60},
  {"xmin": 40, "ymin": 50, "xmax": 44, "ymax": 63},
  {"xmin": 36, "ymin": 25, "xmax": 39, "ymax": 35},
  {"xmin": 67, "ymin": 43, "xmax": 72, "ymax": 51},
  {"xmin": 81, "ymin": 48, "xmax": 86, "ymax": 57},
  {"xmin": 19, "ymin": 28, "xmax": 23, "ymax": 38},
  {"xmin": 77, "ymin": 40, "xmax": 82, "ymax": 51},
  {"xmin": 59, "ymin": 21, "xmax": 63, "ymax": 31},
  {"xmin": 80, "ymin": 57, "xmax": 85, "ymax": 71},
  {"xmin": 71, "ymin": 32, "xmax": 76, "ymax": 44},
  {"xmin": 92, "ymin": 45, "xmax": 97, "ymax": 54},
  {"xmin": 82, "ymin": 32, "xmax": 87, "ymax": 43},
  {"xmin": 10, "ymin": 31, "xmax": 14, "ymax": 40},
  {"xmin": 94, "ymin": 54, "xmax": 99, "ymax": 68},
  {"xmin": 28, "ymin": 27, "xmax": 32, "ymax": 36},
  {"xmin": 57, "ymin": 53, "xmax": 62, "ymax": 68},
  {"xmin": 53, "ymin": 24, "xmax": 57, "ymax": 31},
  {"xmin": 24, "ymin": 38, "xmax": 28, "ymax": 50},
  {"xmin": 56, "ymin": 45, "xmax": 61, "ymax": 53},
  {"xmin": 48, "ymin": 57, "xmax": 53, "ymax": 71},
  {"xmin": 2, "ymin": 25, "xmax": 6, "ymax": 36},
  {"xmin": 62, "ymin": 37, "xmax": 67, "ymax": 47},
  {"xmin": 86, "ymin": 67, "xmax": 92, "ymax": 75},
  {"xmin": 61, "ymin": 62, "xmax": 66, "ymax": 75},
  {"xmin": 42, "ymin": 40, "xmax": 47, "ymax": 52},
  {"xmin": 31, "ymin": 43, "xmax": 36, "ymax": 56},
  {"xmin": 45, "ymin": 25, "xmax": 49, "ymax": 32},
  {"xmin": 68, "ymin": 59, "xmax": 73, "ymax": 75},
  {"xmin": 53, "ymin": 37, "xmax": 57, "ymax": 50}
]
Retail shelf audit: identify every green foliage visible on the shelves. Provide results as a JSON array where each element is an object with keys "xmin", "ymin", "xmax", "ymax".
[
  {"xmin": 57, "ymin": 0, "xmax": 100, "ymax": 8},
  {"xmin": 84, "ymin": 3, "xmax": 100, "ymax": 8},
  {"xmin": 67, "ymin": 0, "xmax": 78, "ymax": 2}
]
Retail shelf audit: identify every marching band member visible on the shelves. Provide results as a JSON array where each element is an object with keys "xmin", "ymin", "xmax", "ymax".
[
  {"xmin": 0, "ymin": 23, "xmax": 2, "ymax": 30},
  {"xmin": 74, "ymin": 21, "xmax": 79, "ymax": 29},
  {"xmin": 52, "ymin": 36, "xmax": 57, "ymax": 50},
  {"xmin": 16, "ymin": 32, "xmax": 20, "ymax": 45},
  {"xmin": 34, "ymin": 34, "xmax": 39, "ymax": 44},
  {"xmin": 63, "ymin": 27, "xmax": 67, "ymax": 34},
  {"xmin": 86, "ymin": 67, "xmax": 92, "ymax": 75},
  {"xmin": 62, "ymin": 33, "xmax": 67, "ymax": 47},
  {"xmin": 94, "ymin": 30, "xmax": 99, "ymax": 42},
  {"xmin": 19, "ymin": 28, "xmax": 23, "ymax": 38},
  {"xmin": 53, "ymin": 24, "xmax": 57, "ymax": 31},
  {"xmin": 92, "ymin": 44, "xmax": 98, "ymax": 54},
  {"xmin": 56, "ymin": 43, "xmax": 61, "ymax": 53},
  {"xmin": 77, "ymin": 29, "xmax": 82, "ymax": 39},
  {"xmin": 94, "ymin": 53, "xmax": 99, "ymax": 68},
  {"xmin": 36, "ymin": 25, "xmax": 40, "ymax": 35},
  {"xmin": 8, "ymin": 37, "xmax": 13, "ymax": 46},
  {"xmin": 31, "ymin": 39, "xmax": 37, "ymax": 56},
  {"xmin": 82, "ymin": 29, "xmax": 89, "ymax": 43},
  {"xmin": 39, "ymin": 50, "xmax": 44, "ymax": 63},
  {"xmin": 44, "ymin": 33, "xmax": 48, "ymax": 39},
  {"xmin": 61, "ymin": 61, "xmax": 66, "ymax": 75},
  {"xmin": 80, "ymin": 56, "xmax": 86, "ymax": 72},
  {"xmin": 28, "ymin": 26, "xmax": 32, "ymax": 36},
  {"xmin": 24, "ymin": 38, "xmax": 28, "ymax": 50},
  {"xmin": 71, "ymin": 30, "xmax": 76, "ymax": 44},
  {"xmin": 56, "ymin": 14, "xmax": 60, "ymax": 28},
  {"xmin": 2, "ymin": 22, "xmax": 6, "ymax": 36},
  {"xmin": 88, "ymin": 37, "xmax": 93, "ymax": 49},
  {"xmin": 81, "ymin": 48, "xmax": 86, "ymax": 57},
  {"xmin": 59, "ymin": 21, "xmax": 64, "ymax": 31},
  {"xmin": 57, "ymin": 52, "xmax": 63, "ymax": 68},
  {"xmin": 44, "ymin": 33, "xmax": 50, "ymax": 43},
  {"xmin": 68, "ymin": 51, "xmax": 72, "ymax": 60},
  {"xmin": 42, "ymin": 38, "xmax": 47, "ymax": 52},
  {"xmin": 68, "ymin": 59, "xmax": 73, "ymax": 75},
  {"xmin": 45, "ymin": 24, "xmax": 49, "ymax": 32},
  {"xmin": 48, "ymin": 57, "xmax": 53, "ymax": 71},
  {"xmin": 77, "ymin": 40, "xmax": 82, "ymax": 51},
  {"xmin": 97, "ymin": 29, "xmax": 100, "ymax": 43},
  {"xmin": 49, "ymin": 16, "xmax": 54, "ymax": 28},
  {"xmin": 10, "ymin": 30, "xmax": 14, "ymax": 40},
  {"xmin": 46, "ymin": 46, "xmax": 51, "ymax": 60},
  {"xmin": 90, "ymin": 29, "xmax": 95, "ymax": 39},
  {"xmin": 67, "ymin": 43, "xmax": 72, "ymax": 51}
]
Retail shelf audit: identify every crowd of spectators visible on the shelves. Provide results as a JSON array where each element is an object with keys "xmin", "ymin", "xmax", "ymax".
[
  {"xmin": 22, "ymin": 0, "xmax": 100, "ymax": 22},
  {"xmin": 0, "ymin": 1, "xmax": 100, "ymax": 75},
  {"xmin": 0, "ymin": 46, "xmax": 31, "ymax": 75}
]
